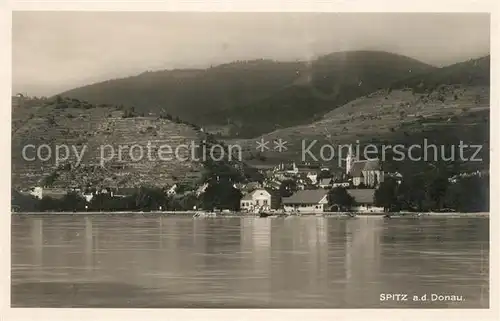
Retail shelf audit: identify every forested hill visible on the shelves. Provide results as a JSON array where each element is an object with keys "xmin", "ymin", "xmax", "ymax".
[
  {"xmin": 58, "ymin": 51, "xmax": 435, "ymax": 138},
  {"xmin": 235, "ymin": 55, "xmax": 490, "ymax": 173}
]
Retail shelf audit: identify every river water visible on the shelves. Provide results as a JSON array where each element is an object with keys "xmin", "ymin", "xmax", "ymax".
[{"xmin": 11, "ymin": 215, "xmax": 489, "ymax": 308}]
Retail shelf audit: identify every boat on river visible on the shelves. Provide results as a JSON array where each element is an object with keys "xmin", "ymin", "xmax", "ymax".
[
  {"xmin": 259, "ymin": 211, "xmax": 288, "ymax": 218},
  {"xmin": 193, "ymin": 211, "xmax": 217, "ymax": 218},
  {"xmin": 384, "ymin": 212, "xmax": 426, "ymax": 219},
  {"xmin": 259, "ymin": 212, "xmax": 272, "ymax": 218}
]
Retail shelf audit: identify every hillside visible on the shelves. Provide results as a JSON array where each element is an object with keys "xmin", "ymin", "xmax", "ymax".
[
  {"xmin": 59, "ymin": 51, "xmax": 435, "ymax": 138},
  {"xmin": 11, "ymin": 97, "xmax": 205, "ymax": 190},
  {"xmin": 390, "ymin": 55, "xmax": 490, "ymax": 92},
  {"xmin": 234, "ymin": 55, "xmax": 490, "ymax": 172}
]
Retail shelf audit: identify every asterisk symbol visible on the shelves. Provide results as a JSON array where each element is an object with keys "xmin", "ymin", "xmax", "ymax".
[
  {"xmin": 256, "ymin": 138, "xmax": 270, "ymax": 152},
  {"xmin": 274, "ymin": 139, "xmax": 288, "ymax": 152}
]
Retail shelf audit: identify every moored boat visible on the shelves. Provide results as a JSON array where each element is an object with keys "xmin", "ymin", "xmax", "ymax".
[{"xmin": 193, "ymin": 211, "xmax": 217, "ymax": 218}]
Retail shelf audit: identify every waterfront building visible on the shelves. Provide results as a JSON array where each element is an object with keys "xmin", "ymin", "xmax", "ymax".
[
  {"xmin": 28, "ymin": 186, "xmax": 67, "ymax": 200},
  {"xmin": 240, "ymin": 189, "xmax": 272, "ymax": 212},
  {"xmin": 347, "ymin": 189, "xmax": 384, "ymax": 213},
  {"xmin": 282, "ymin": 189, "xmax": 329, "ymax": 213}
]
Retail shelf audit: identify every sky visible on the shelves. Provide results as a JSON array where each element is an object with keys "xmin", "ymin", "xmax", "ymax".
[{"xmin": 12, "ymin": 12, "xmax": 490, "ymax": 97}]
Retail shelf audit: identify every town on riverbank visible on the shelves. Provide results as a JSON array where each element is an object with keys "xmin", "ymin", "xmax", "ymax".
[{"xmin": 12, "ymin": 145, "xmax": 489, "ymax": 215}]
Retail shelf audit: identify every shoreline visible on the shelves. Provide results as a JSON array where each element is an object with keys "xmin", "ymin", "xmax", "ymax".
[{"xmin": 11, "ymin": 211, "xmax": 490, "ymax": 217}]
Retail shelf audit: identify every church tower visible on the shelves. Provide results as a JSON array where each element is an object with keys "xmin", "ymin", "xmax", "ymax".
[{"xmin": 346, "ymin": 145, "xmax": 355, "ymax": 175}]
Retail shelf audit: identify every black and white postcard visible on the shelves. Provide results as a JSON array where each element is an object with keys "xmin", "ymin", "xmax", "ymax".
[{"xmin": 2, "ymin": 1, "xmax": 498, "ymax": 321}]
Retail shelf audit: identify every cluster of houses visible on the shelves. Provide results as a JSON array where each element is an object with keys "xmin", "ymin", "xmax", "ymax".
[
  {"xmin": 239, "ymin": 149, "xmax": 403, "ymax": 214},
  {"xmin": 19, "ymin": 149, "xmax": 406, "ymax": 214}
]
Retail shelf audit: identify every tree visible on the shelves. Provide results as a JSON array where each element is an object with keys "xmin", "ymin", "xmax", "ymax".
[
  {"xmin": 426, "ymin": 175, "xmax": 449, "ymax": 210},
  {"xmin": 59, "ymin": 191, "xmax": 87, "ymax": 211},
  {"xmin": 397, "ymin": 174, "xmax": 427, "ymax": 211},
  {"xmin": 279, "ymin": 179, "xmax": 298, "ymax": 198},
  {"xmin": 445, "ymin": 175, "xmax": 489, "ymax": 212},
  {"xmin": 38, "ymin": 196, "xmax": 60, "ymax": 212},
  {"xmin": 374, "ymin": 178, "xmax": 399, "ymax": 212},
  {"xmin": 132, "ymin": 187, "xmax": 169, "ymax": 211},
  {"xmin": 11, "ymin": 189, "xmax": 39, "ymax": 212},
  {"xmin": 170, "ymin": 193, "xmax": 200, "ymax": 211},
  {"xmin": 317, "ymin": 170, "xmax": 332, "ymax": 180},
  {"xmin": 90, "ymin": 193, "xmax": 133, "ymax": 211},
  {"xmin": 357, "ymin": 182, "xmax": 367, "ymax": 189},
  {"xmin": 201, "ymin": 180, "xmax": 242, "ymax": 211},
  {"xmin": 327, "ymin": 187, "xmax": 354, "ymax": 211}
]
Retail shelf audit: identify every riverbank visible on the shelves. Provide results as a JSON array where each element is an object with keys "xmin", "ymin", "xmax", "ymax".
[
  {"xmin": 12, "ymin": 211, "xmax": 217, "ymax": 216},
  {"xmin": 11, "ymin": 211, "xmax": 489, "ymax": 217}
]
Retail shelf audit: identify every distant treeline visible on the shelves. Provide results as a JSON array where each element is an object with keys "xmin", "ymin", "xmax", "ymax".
[
  {"xmin": 12, "ymin": 172, "xmax": 488, "ymax": 213},
  {"xmin": 12, "ymin": 184, "xmax": 242, "ymax": 213},
  {"xmin": 374, "ymin": 171, "xmax": 489, "ymax": 213}
]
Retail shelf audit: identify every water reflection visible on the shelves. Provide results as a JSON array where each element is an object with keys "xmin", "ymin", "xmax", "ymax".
[{"xmin": 12, "ymin": 215, "xmax": 489, "ymax": 308}]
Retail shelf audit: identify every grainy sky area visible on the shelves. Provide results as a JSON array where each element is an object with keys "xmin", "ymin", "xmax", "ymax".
[{"xmin": 12, "ymin": 12, "xmax": 490, "ymax": 96}]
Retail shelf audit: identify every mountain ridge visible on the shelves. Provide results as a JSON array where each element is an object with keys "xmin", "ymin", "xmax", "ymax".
[
  {"xmin": 233, "ymin": 55, "xmax": 490, "ymax": 173},
  {"xmin": 57, "ymin": 50, "xmax": 436, "ymax": 137}
]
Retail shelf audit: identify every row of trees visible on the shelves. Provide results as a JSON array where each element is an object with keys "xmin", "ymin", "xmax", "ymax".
[
  {"xmin": 373, "ymin": 174, "xmax": 489, "ymax": 212},
  {"xmin": 12, "ymin": 184, "xmax": 243, "ymax": 213},
  {"xmin": 322, "ymin": 174, "xmax": 488, "ymax": 213},
  {"xmin": 12, "ymin": 171, "xmax": 488, "ymax": 213}
]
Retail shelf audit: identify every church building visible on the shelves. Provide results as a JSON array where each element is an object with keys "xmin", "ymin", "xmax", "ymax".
[{"xmin": 346, "ymin": 147, "xmax": 384, "ymax": 188}]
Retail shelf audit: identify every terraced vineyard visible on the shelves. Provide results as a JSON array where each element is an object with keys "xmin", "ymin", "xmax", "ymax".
[
  {"xmin": 12, "ymin": 98, "xmax": 204, "ymax": 189},
  {"xmin": 234, "ymin": 84, "xmax": 489, "ymax": 166}
]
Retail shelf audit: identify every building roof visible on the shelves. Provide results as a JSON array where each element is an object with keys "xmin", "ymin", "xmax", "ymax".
[
  {"xmin": 297, "ymin": 162, "xmax": 321, "ymax": 169},
  {"xmin": 240, "ymin": 188, "xmax": 270, "ymax": 201},
  {"xmin": 347, "ymin": 189, "xmax": 375, "ymax": 204},
  {"xmin": 282, "ymin": 189, "xmax": 328, "ymax": 205},
  {"xmin": 251, "ymin": 164, "xmax": 277, "ymax": 170},
  {"xmin": 41, "ymin": 188, "xmax": 67, "ymax": 199},
  {"xmin": 319, "ymin": 178, "xmax": 333, "ymax": 185},
  {"xmin": 350, "ymin": 162, "xmax": 365, "ymax": 177},
  {"xmin": 349, "ymin": 159, "xmax": 381, "ymax": 177},
  {"xmin": 114, "ymin": 188, "xmax": 138, "ymax": 195},
  {"xmin": 297, "ymin": 168, "xmax": 318, "ymax": 174},
  {"xmin": 241, "ymin": 193, "xmax": 254, "ymax": 201},
  {"xmin": 364, "ymin": 159, "xmax": 381, "ymax": 171}
]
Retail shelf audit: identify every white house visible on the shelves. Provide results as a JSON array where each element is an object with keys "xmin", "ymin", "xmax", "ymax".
[
  {"xmin": 347, "ymin": 189, "xmax": 384, "ymax": 213},
  {"xmin": 29, "ymin": 187, "xmax": 44, "ymax": 199},
  {"xmin": 282, "ymin": 189, "xmax": 329, "ymax": 214},
  {"xmin": 83, "ymin": 192, "xmax": 94, "ymax": 202},
  {"xmin": 196, "ymin": 183, "xmax": 209, "ymax": 196},
  {"xmin": 28, "ymin": 186, "xmax": 67, "ymax": 200},
  {"xmin": 240, "ymin": 189, "xmax": 272, "ymax": 212},
  {"xmin": 166, "ymin": 184, "xmax": 177, "ymax": 196},
  {"xmin": 306, "ymin": 172, "xmax": 318, "ymax": 185}
]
